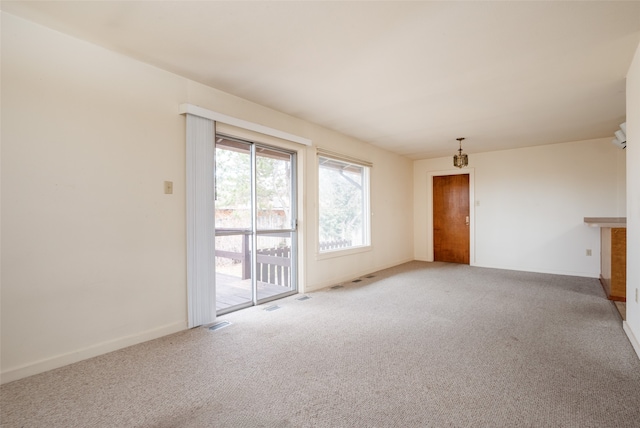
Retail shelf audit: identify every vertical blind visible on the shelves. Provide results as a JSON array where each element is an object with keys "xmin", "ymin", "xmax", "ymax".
[{"xmin": 185, "ymin": 114, "xmax": 216, "ymax": 327}]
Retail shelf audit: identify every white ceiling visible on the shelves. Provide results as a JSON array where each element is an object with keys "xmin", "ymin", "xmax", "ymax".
[{"xmin": 3, "ymin": 1, "xmax": 640, "ymax": 159}]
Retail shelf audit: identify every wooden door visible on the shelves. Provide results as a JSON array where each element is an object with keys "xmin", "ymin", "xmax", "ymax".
[{"xmin": 433, "ymin": 174, "xmax": 470, "ymax": 264}]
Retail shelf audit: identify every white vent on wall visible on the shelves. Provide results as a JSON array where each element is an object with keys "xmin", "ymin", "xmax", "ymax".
[{"xmin": 612, "ymin": 122, "xmax": 626, "ymax": 149}]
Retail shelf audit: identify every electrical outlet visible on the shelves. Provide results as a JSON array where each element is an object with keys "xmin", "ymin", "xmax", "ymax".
[
  {"xmin": 586, "ymin": 249, "xmax": 592, "ymax": 256},
  {"xmin": 164, "ymin": 181, "xmax": 173, "ymax": 194}
]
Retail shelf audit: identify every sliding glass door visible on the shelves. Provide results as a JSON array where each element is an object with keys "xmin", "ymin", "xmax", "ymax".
[{"xmin": 214, "ymin": 136, "xmax": 297, "ymax": 314}]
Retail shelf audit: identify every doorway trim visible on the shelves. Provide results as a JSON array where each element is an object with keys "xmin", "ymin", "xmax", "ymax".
[{"xmin": 426, "ymin": 168, "xmax": 475, "ymax": 265}]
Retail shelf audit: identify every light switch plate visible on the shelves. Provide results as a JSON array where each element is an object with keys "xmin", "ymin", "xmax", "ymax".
[{"xmin": 164, "ymin": 181, "xmax": 173, "ymax": 194}]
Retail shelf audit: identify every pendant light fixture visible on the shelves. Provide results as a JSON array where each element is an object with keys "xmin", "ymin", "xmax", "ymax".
[{"xmin": 453, "ymin": 137, "xmax": 468, "ymax": 168}]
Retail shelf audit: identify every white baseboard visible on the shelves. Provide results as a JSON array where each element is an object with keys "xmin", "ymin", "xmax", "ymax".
[
  {"xmin": 1, "ymin": 321, "xmax": 187, "ymax": 385},
  {"xmin": 471, "ymin": 262, "xmax": 599, "ymax": 279},
  {"xmin": 304, "ymin": 257, "xmax": 414, "ymax": 292},
  {"xmin": 623, "ymin": 321, "xmax": 640, "ymax": 360}
]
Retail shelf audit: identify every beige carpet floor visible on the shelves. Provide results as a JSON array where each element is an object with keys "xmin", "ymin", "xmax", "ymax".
[{"xmin": 2, "ymin": 261, "xmax": 640, "ymax": 427}]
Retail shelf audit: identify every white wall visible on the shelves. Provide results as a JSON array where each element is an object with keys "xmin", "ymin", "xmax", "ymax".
[
  {"xmin": 2, "ymin": 12, "xmax": 189, "ymax": 383},
  {"xmin": 414, "ymin": 139, "xmax": 626, "ymax": 277},
  {"xmin": 624, "ymin": 41, "xmax": 640, "ymax": 358},
  {"xmin": 0, "ymin": 13, "xmax": 414, "ymax": 383}
]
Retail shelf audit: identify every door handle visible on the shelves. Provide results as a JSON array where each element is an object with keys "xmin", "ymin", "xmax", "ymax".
[{"xmin": 465, "ymin": 216, "xmax": 470, "ymax": 226}]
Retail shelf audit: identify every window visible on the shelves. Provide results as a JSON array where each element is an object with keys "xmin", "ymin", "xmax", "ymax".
[{"xmin": 318, "ymin": 154, "xmax": 371, "ymax": 253}]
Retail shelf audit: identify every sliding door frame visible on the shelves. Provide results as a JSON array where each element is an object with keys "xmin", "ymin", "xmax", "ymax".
[{"xmin": 215, "ymin": 136, "xmax": 299, "ymax": 315}]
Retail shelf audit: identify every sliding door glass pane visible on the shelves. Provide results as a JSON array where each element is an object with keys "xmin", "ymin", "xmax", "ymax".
[
  {"xmin": 215, "ymin": 139, "xmax": 251, "ymax": 230},
  {"xmin": 215, "ymin": 234, "xmax": 252, "ymax": 312},
  {"xmin": 256, "ymin": 146, "xmax": 292, "ymax": 230}
]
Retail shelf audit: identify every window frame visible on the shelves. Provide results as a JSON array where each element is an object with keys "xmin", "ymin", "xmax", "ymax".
[{"xmin": 316, "ymin": 152, "xmax": 372, "ymax": 258}]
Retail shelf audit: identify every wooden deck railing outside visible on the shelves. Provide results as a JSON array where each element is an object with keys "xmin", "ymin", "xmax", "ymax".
[{"xmin": 215, "ymin": 238, "xmax": 352, "ymax": 287}]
